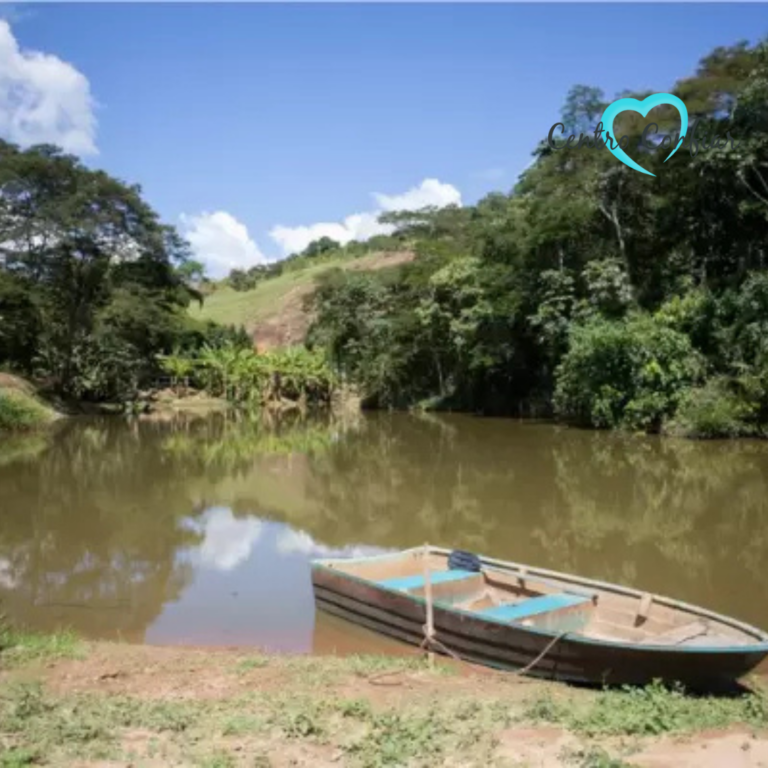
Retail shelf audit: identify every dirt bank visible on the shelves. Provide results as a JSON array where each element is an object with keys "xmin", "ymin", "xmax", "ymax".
[
  {"xmin": 190, "ymin": 250, "xmax": 415, "ymax": 352},
  {"xmin": 2, "ymin": 638, "xmax": 768, "ymax": 767},
  {"xmin": 252, "ymin": 251, "xmax": 415, "ymax": 351},
  {"xmin": 0, "ymin": 373, "xmax": 61, "ymax": 432}
]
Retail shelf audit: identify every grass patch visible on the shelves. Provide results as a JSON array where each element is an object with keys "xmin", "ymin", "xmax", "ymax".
[
  {"xmin": 234, "ymin": 655, "xmax": 269, "ymax": 674},
  {"xmin": 345, "ymin": 653, "xmax": 451, "ymax": 676},
  {"xmin": 279, "ymin": 653, "xmax": 442, "ymax": 688},
  {"xmin": 0, "ymin": 389, "xmax": 55, "ymax": 432},
  {"xmin": 561, "ymin": 746, "xmax": 638, "ymax": 768},
  {"xmin": 3, "ymin": 652, "xmax": 765, "ymax": 766},
  {"xmin": 0, "ymin": 747, "xmax": 39, "ymax": 768},
  {"xmin": 190, "ymin": 251, "xmax": 413, "ymax": 333},
  {"xmin": 190, "ymin": 260, "xmax": 347, "ymax": 329},
  {"xmin": 341, "ymin": 697, "xmax": 509, "ymax": 767},
  {"xmin": 220, "ymin": 712, "xmax": 267, "ymax": 737},
  {"xmin": 196, "ymin": 751, "xmax": 237, "ymax": 768},
  {"xmin": 524, "ymin": 680, "xmax": 768, "ymax": 736},
  {"xmin": 0, "ymin": 679, "xmax": 512, "ymax": 766},
  {"xmin": 0, "ymin": 623, "xmax": 83, "ymax": 666},
  {"xmin": 266, "ymin": 695, "xmax": 328, "ymax": 740},
  {"xmin": 0, "ymin": 682, "xmax": 204, "ymax": 763}
]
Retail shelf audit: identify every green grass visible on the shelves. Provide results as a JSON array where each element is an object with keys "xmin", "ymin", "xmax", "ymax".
[
  {"xmin": 190, "ymin": 259, "xmax": 347, "ymax": 329},
  {"xmin": 3, "ymin": 641, "xmax": 767, "ymax": 766},
  {"xmin": 0, "ymin": 625, "xmax": 84, "ymax": 666},
  {"xmin": 561, "ymin": 746, "xmax": 639, "ymax": 768},
  {"xmin": 0, "ymin": 390, "xmax": 55, "ymax": 432},
  {"xmin": 197, "ymin": 752, "xmax": 237, "ymax": 768},
  {"xmin": 0, "ymin": 682, "xmax": 200, "ymax": 763},
  {"xmin": 0, "ymin": 747, "xmax": 39, "ymax": 768},
  {"xmin": 0, "ymin": 682, "xmax": 505, "ymax": 767},
  {"xmin": 523, "ymin": 680, "xmax": 768, "ymax": 737},
  {"xmin": 233, "ymin": 655, "xmax": 270, "ymax": 674},
  {"xmin": 1, "ymin": 673, "xmax": 766, "ymax": 767},
  {"xmin": 279, "ymin": 653, "xmax": 450, "ymax": 688},
  {"xmin": 190, "ymin": 251, "xmax": 411, "ymax": 332}
]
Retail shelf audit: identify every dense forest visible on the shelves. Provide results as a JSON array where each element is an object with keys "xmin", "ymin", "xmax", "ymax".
[
  {"xmin": 0, "ymin": 140, "xmax": 356, "ymax": 420},
  {"xmin": 2, "ymin": 39, "xmax": 768, "ymax": 438},
  {"xmin": 305, "ymin": 40, "xmax": 768, "ymax": 438},
  {"xmin": 0, "ymin": 140, "xmax": 254, "ymax": 410}
]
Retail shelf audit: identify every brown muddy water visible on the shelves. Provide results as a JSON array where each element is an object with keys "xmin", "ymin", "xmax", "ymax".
[{"xmin": 1, "ymin": 410, "xmax": 768, "ymax": 658}]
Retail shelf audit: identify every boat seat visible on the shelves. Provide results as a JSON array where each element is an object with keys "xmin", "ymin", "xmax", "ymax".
[
  {"xmin": 477, "ymin": 593, "xmax": 591, "ymax": 623},
  {"xmin": 378, "ymin": 569, "xmax": 477, "ymax": 592}
]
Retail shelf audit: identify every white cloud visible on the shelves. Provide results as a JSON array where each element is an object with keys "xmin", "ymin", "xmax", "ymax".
[
  {"xmin": 0, "ymin": 556, "xmax": 17, "ymax": 589},
  {"xmin": 374, "ymin": 178, "xmax": 461, "ymax": 212},
  {"xmin": 269, "ymin": 212, "xmax": 385, "ymax": 258},
  {"xmin": 193, "ymin": 507, "xmax": 264, "ymax": 572},
  {"xmin": 0, "ymin": 20, "xmax": 97, "ymax": 155},
  {"xmin": 269, "ymin": 177, "xmax": 462, "ymax": 257},
  {"xmin": 275, "ymin": 527, "xmax": 389, "ymax": 561},
  {"xmin": 180, "ymin": 210, "xmax": 266, "ymax": 278}
]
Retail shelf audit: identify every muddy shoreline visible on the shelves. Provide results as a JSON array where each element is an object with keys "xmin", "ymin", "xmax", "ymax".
[{"xmin": 2, "ymin": 637, "xmax": 768, "ymax": 767}]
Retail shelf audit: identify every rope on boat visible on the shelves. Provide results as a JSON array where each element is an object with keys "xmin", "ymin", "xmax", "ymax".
[
  {"xmin": 367, "ymin": 627, "xmax": 569, "ymax": 686},
  {"xmin": 510, "ymin": 630, "xmax": 570, "ymax": 676},
  {"xmin": 367, "ymin": 545, "xmax": 569, "ymax": 685},
  {"xmin": 419, "ymin": 622, "xmax": 569, "ymax": 676}
]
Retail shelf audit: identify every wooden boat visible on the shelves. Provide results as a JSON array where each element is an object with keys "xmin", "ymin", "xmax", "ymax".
[{"xmin": 311, "ymin": 545, "xmax": 768, "ymax": 688}]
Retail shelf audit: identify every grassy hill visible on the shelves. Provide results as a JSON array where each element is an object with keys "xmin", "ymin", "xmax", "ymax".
[
  {"xmin": 0, "ymin": 373, "xmax": 59, "ymax": 431},
  {"xmin": 190, "ymin": 250, "xmax": 414, "ymax": 349}
]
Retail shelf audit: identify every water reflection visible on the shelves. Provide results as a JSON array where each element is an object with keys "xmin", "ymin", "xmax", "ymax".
[
  {"xmin": 1, "ymin": 410, "xmax": 768, "ymax": 650},
  {"xmin": 188, "ymin": 508, "xmax": 266, "ymax": 572},
  {"xmin": 152, "ymin": 515, "xmax": 388, "ymax": 650}
]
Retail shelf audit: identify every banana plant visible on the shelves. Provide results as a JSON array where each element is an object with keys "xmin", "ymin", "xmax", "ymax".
[{"xmin": 157, "ymin": 347, "xmax": 195, "ymax": 394}]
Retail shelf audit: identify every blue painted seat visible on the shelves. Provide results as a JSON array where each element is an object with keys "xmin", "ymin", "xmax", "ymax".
[
  {"xmin": 378, "ymin": 569, "xmax": 477, "ymax": 591},
  {"xmin": 478, "ymin": 593, "xmax": 590, "ymax": 623}
]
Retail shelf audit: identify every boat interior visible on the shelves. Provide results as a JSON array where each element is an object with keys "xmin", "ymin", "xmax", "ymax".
[{"xmin": 323, "ymin": 548, "xmax": 766, "ymax": 648}]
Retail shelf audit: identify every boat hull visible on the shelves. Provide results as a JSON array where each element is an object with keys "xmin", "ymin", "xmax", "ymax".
[{"xmin": 312, "ymin": 563, "xmax": 768, "ymax": 689}]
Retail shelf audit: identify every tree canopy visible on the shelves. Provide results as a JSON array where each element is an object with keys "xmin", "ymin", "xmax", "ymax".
[
  {"xmin": 307, "ymin": 39, "xmax": 768, "ymax": 437},
  {"xmin": 0, "ymin": 141, "xmax": 247, "ymax": 402}
]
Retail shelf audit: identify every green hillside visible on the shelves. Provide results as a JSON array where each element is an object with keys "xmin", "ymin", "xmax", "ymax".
[{"xmin": 189, "ymin": 251, "xmax": 413, "ymax": 349}]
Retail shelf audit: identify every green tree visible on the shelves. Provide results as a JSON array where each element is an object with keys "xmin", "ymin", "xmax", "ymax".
[
  {"xmin": 0, "ymin": 141, "xmax": 203, "ymax": 401},
  {"xmin": 303, "ymin": 237, "xmax": 340, "ymax": 258}
]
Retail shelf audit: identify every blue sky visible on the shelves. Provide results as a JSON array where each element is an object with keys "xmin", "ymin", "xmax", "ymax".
[{"xmin": 2, "ymin": 4, "xmax": 766, "ymax": 276}]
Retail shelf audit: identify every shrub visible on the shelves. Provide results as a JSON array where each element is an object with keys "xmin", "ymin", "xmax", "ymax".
[
  {"xmin": 666, "ymin": 377, "xmax": 755, "ymax": 438},
  {"xmin": 0, "ymin": 389, "xmax": 54, "ymax": 431},
  {"xmin": 554, "ymin": 314, "xmax": 703, "ymax": 432}
]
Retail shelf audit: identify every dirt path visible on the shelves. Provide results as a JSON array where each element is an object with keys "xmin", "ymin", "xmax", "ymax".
[{"xmin": 2, "ymin": 642, "xmax": 768, "ymax": 767}]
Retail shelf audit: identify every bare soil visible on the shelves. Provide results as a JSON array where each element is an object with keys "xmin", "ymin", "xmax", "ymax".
[
  {"xmin": 253, "ymin": 251, "xmax": 414, "ymax": 351},
  {"xmin": 0, "ymin": 373, "xmax": 37, "ymax": 394},
  {"xmin": 4, "ymin": 642, "xmax": 768, "ymax": 767}
]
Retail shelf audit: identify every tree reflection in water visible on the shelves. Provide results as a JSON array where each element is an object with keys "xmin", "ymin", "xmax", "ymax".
[{"xmin": 1, "ymin": 410, "xmax": 767, "ymax": 645}]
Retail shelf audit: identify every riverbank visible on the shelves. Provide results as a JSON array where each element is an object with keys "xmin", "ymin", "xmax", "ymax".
[
  {"xmin": 2, "ymin": 631, "xmax": 768, "ymax": 767},
  {"xmin": 0, "ymin": 373, "xmax": 235, "ymax": 434},
  {"xmin": 0, "ymin": 374, "xmax": 60, "ymax": 432}
]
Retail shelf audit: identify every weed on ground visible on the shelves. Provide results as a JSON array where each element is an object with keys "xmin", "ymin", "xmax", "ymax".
[
  {"xmin": 523, "ymin": 679, "xmax": 768, "ymax": 736},
  {"xmin": 0, "ymin": 625, "xmax": 84, "ymax": 667},
  {"xmin": 3, "ymin": 638, "xmax": 768, "ymax": 766}
]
